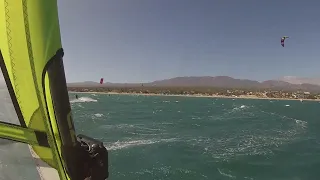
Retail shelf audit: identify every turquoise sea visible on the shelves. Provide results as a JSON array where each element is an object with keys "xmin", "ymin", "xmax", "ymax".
[
  {"xmin": 1, "ymin": 90, "xmax": 320, "ymax": 180},
  {"xmin": 70, "ymin": 93, "xmax": 320, "ymax": 180}
]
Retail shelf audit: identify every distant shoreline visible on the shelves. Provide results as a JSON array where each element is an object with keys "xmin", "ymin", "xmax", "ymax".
[{"xmin": 69, "ymin": 91, "xmax": 320, "ymax": 102}]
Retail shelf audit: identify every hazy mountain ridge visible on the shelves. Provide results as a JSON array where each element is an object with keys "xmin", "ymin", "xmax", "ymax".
[
  {"xmin": 67, "ymin": 76, "xmax": 320, "ymax": 92},
  {"xmin": 279, "ymin": 76, "xmax": 320, "ymax": 85}
]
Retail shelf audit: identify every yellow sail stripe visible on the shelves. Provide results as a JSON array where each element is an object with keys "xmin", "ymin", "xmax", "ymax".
[{"xmin": 0, "ymin": 122, "xmax": 49, "ymax": 147}]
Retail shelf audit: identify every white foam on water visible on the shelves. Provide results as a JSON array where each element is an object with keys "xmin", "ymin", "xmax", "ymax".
[
  {"xmin": 217, "ymin": 168, "xmax": 236, "ymax": 179},
  {"xmin": 189, "ymin": 107, "xmax": 309, "ymax": 161},
  {"xmin": 295, "ymin": 119, "xmax": 308, "ymax": 128},
  {"xmin": 232, "ymin": 104, "xmax": 249, "ymax": 111},
  {"xmin": 215, "ymin": 105, "xmax": 254, "ymax": 120},
  {"xmin": 105, "ymin": 138, "xmax": 178, "ymax": 151},
  {"xmin": 94, "ymin": 113, "xmax": 104, "ymax": 118},
  {"xmin": 244, "ymin": 176, "xmax": 254, "ymax": 180},
  {"xmin": 191, "ymin": 116, "xmax": 202, "ymax": 120},
  {"xmin": 260, "ymin": 110, "xmax": 308, "ymax": 129},
  {"xmin": 100, "ymin": 123, "xmax": 165, "ymax": 137},
  {"xmin": 134, "ymin": 165, "xmax": 208, "ymax": 178},
  {"xmin": 70, "ymin": 97, "xmax": 97, "ymax": 103}
]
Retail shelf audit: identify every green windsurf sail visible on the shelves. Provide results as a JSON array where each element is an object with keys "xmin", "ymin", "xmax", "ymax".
[
  {"xmin": 0, "ymin": 1, "xmax": 108, "ymax": 180},
  {"xmin": 0, "ymin": 0, "xmax": 74, "ymax": 179}
]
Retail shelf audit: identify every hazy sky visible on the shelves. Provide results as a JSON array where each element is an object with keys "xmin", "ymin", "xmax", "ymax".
[{"xmin": 2, "ymin": 0, "xmax": 320, "ymax": 83}]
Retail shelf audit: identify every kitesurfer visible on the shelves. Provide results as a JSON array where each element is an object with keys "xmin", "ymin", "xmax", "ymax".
[
  {"xmin": 76, "ymin": 94, "xmax": 79, "ymax": 99},
  {"xmin": 281, "ymin": 36, "xmax": 289, "ymax": 47}
]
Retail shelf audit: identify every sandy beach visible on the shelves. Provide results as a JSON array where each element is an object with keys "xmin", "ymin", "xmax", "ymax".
[{"xmin": 69, "ymin": 91, "xmax": 320, "ymax": 102}]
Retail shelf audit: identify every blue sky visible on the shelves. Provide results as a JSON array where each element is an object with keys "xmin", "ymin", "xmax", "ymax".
[{"xmin": 11, "ymin": 0, "xmax": 320, "ymax": 83}]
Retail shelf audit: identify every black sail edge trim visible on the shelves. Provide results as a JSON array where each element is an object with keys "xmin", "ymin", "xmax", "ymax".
[
  {"xmin": 41, "ymin": 48, "xmax": 69, "ymax": 177},
  {"xmin": 0, "ymin": 51, "xmax": 27, "ymax": 127}
]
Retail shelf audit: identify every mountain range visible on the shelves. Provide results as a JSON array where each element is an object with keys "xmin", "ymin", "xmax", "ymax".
[
  {"xmin": 2, "ymin": 75, "xmax": 320, "ymax": 92},
  {"xmin": 67, "ymin": 76, "xmax": 320, "ymax": 92}
]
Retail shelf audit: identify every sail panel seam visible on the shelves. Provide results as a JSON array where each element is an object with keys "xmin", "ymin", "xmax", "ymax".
[{"xmin": 3, "ymin": 1, "xmax": 26, "ymax": 127}]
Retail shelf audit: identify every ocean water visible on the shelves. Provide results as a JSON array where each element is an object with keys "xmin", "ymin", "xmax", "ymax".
[
  {"xmin": 70, "ymin": 93, "xmax": 320, "ymax": 180},
  {"xmin": 1, "ymin": 90, "xmax": 320, "ymax": 180}
]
